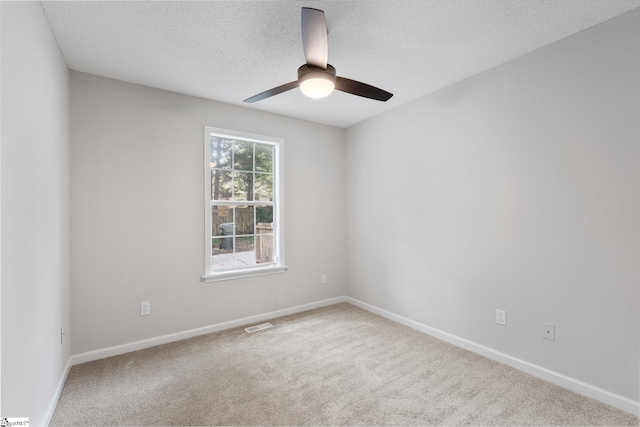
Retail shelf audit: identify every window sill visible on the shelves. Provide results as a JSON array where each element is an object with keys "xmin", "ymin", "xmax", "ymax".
[{"xmin": 202, "ymin": 265, "xmax": 288, "ymax": 283}]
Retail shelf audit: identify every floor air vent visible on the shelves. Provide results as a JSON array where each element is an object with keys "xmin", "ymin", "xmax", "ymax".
[{"xmin": 245, "ymin": 322, "xmax": 273, "ymax": 333}]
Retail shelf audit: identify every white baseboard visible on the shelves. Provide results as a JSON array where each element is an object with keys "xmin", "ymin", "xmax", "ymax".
[
  {"xmin": 43, "ymin": 357, "xmax": 72, "ymax": 426},
  {"xmin": 346, "ymin": 297, "xmax": 639, "ymax": 417},
  {"xmin": 71, "ymin": 296, "xmax": 346, "ymax": 365}
]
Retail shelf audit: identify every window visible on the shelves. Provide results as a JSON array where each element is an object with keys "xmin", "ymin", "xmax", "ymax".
[{"xmin": 203, "ymin": 127, "xmax": 286, "ymax": 282}]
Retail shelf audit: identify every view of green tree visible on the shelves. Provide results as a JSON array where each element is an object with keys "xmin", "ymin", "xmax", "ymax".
[
  {"xmin": 233, "ymin": 140, "xmax": 253, "ymax": 170},
  {"xmin": 210, "ymin": 137, "xmax": 273, "ymax": 202},
  {"xmin": 256, "ymin": 206, "xmax": 273, "ymax": 224},
  {"xmin": 210, "ymin": 138, "xmax": 232, "ymax": 201},
  {"xmin": 255, "ymin": 144, "xmax": 273, "ymax": 173}
]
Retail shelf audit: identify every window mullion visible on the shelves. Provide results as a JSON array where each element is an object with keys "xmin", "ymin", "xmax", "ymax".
[
  {"xmin": 211, "ymin": 200, "xmax": 273, "ymax": 206},
  {"xmin": 253, "ymin": 142, "xmax": 256, "ymax": 203},
  {"xmin": 232, "ymin": 206, "xmax": 236, "ymax": 266}
]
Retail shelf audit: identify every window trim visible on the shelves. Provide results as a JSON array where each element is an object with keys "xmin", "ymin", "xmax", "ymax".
[{"xmin": 202, "ymin": 126, "xmax": 286, "ymax": 283}]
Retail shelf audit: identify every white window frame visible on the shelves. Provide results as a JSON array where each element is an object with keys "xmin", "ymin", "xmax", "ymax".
[{"xmin": 202, "ymin": 126, "xmax": 287, "ymax": 282}]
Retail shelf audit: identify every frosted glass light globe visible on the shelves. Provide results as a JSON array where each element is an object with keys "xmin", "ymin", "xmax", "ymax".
[{"xmin": 299, "ymin": 77, "xmax": 335, "ymax": 99}]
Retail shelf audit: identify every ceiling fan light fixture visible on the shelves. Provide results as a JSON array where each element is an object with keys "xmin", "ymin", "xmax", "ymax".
[
  {"xmin": 300, "ymin": 77, "xmax": 334, "ymax": 99},
  {"xmin": 298, "ymin": 64, "xmax": 336, "ymax": 99}
]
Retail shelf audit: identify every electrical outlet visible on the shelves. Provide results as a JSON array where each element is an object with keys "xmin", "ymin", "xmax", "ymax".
[
  {"xmin": 141, "ymin": 301, "xmax": 151, "ymax": 316},
  {"xmin": 321, "ymin": 274, "xmax": 327, "ymax": 284},
  {"xmin": 496, "ymin": 309, "xmax": 507, "ymax": 326},
  {"xmin": 543, "ymin": 323, "xmax": 555, "ymax": 340}
]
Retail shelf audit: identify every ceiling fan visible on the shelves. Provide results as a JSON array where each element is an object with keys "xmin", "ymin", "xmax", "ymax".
[{"xmin": 244, "ymin": 7, "xmax": 393, "ymax": 103}]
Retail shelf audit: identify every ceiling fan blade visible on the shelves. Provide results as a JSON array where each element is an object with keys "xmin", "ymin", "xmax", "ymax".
[
  {"xmin": 301, "ymin": 7, "xmax": 328, "ymax": 68},
  {"xmin": 243, "ymin": 81, "xmax": 299, "ymax": 103},
  {"xmin": 335, "ymin": 76, "xmax": 393, "ymax": 102}
]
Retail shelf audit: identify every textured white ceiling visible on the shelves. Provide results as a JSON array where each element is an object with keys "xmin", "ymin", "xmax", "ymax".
[{"xmin": 41, "ymin": 0, "xmax": 640, "ymax": 128}]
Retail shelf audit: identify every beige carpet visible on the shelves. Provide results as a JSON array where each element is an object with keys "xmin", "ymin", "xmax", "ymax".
[{"xmin": 51, "ymin": 303, "xmax": 638, "ymax": 426}]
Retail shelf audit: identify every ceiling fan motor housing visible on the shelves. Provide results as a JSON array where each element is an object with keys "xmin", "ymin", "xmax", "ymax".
[{"xmin": 298, "ymin": 64, "xmax": 336, "ymax": 83}]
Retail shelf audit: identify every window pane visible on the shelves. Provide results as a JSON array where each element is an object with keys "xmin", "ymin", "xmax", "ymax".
[
  {"xmin": 212, "ymin": 237, "xmax": 234, "ymax": 270},
  {"xmin": 212, "ymin": 205, "xmax": 234, "ymax": 237},
  {"xmin": 233, "ymin": 140, "xmax": 253, "ymax": 171},
  {"xmin": 255, "ymin": 144, "xmax": 273, "ymax": 173},
  {"xmin": 256, "ymin": 223, "xmax": 274, "ymax": 264},
  {"xmin": 235, "ymin": 206, "xmax": 254, "ymax": 235},
  {"xmin": 255, "ymin": 173, "xmax": 273, "ymax": 202},
  {"xmin": 235, "ymin": 236, "xmax": 256, "ymax": 266},
  {"xmin": 234, "ymin": 171, "xmax": 253, "ymax": 201},
  {"xmin": 210, "ymin": 137, "xmax": 232, "ymax": 169},
  {"xmin": 211, "ymin": 170, "xmax": 232, "ymax": 201},
  {"xmin": 256, "ymin": 206, "xmax": 273, "ymax": 224}
]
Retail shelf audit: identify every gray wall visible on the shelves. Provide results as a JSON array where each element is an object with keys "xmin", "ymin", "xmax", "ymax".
[
  {"xmin": 346, "ymin": 9, "xmax": 640, "ymax": 402},
  {"xmin": 1, "ymin": 2, "xmax": 71, "ymax": 423},
  {"xmin": 70, "ymin": 72, "xmax": 347, "ymax": 355}
]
